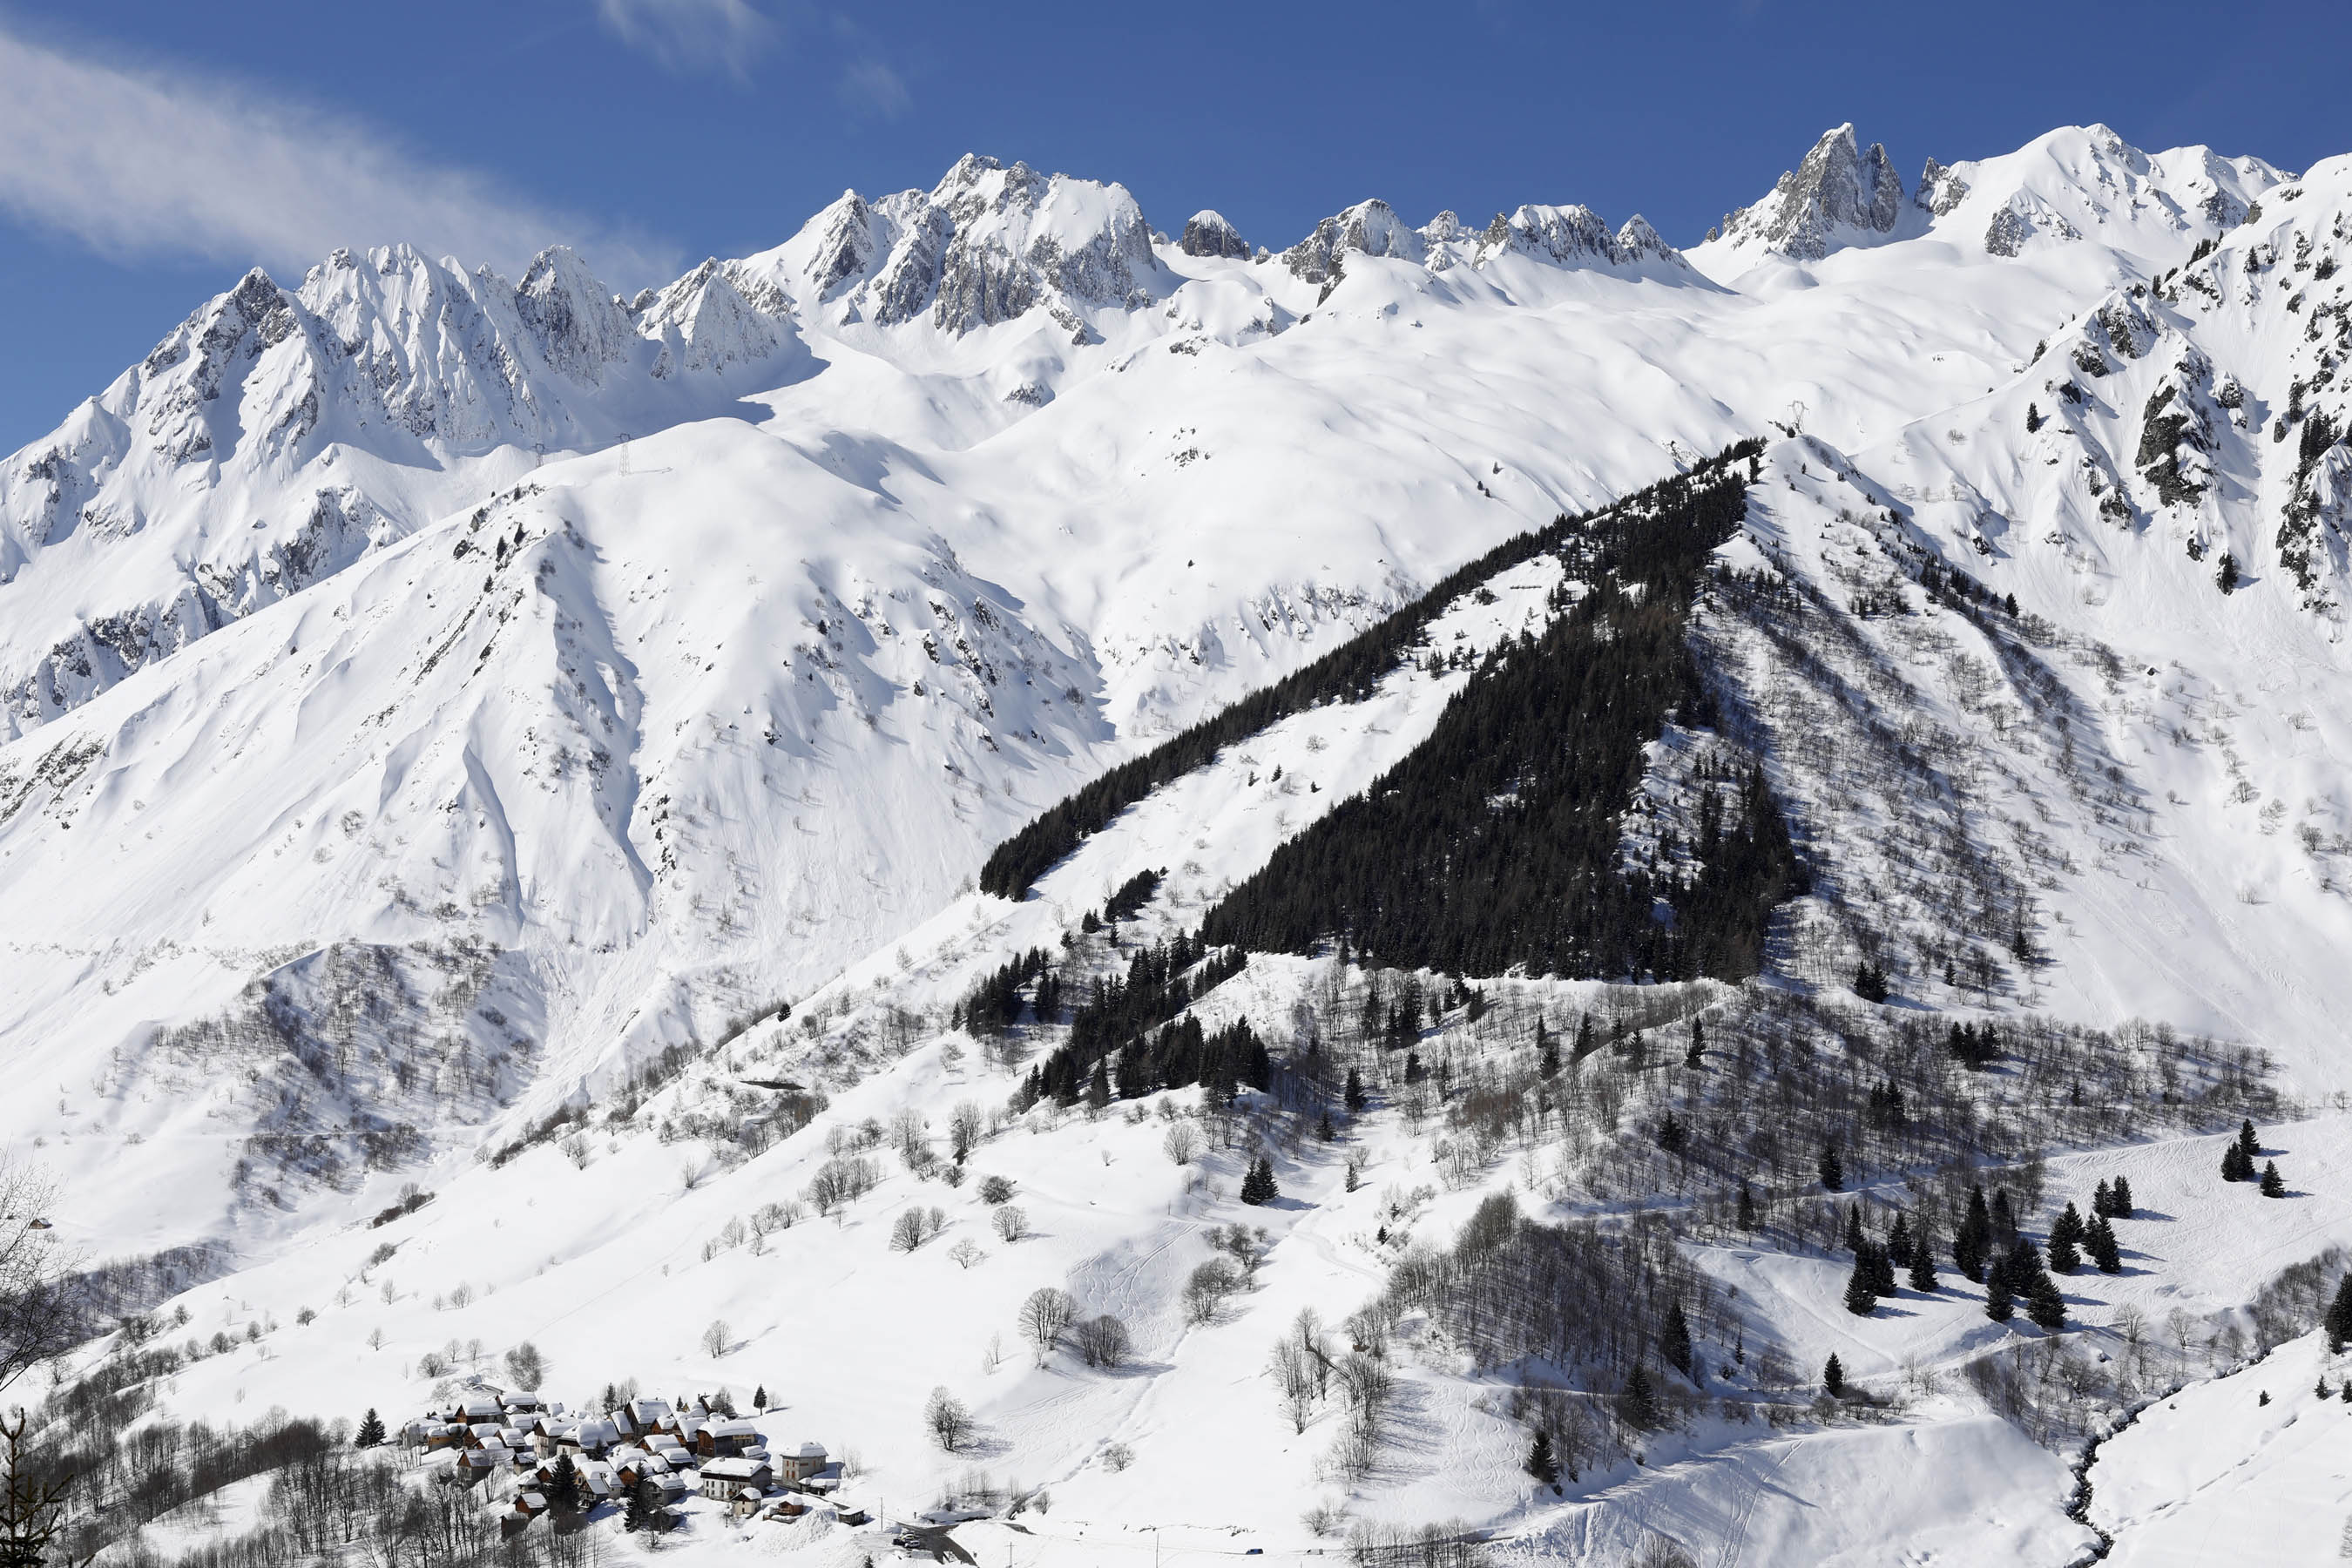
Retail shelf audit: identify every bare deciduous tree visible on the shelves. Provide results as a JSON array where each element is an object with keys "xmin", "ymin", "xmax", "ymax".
[
  {"xmin": 992, "ymin": 1206, "xmax": 1031, "ymax": 1244},
  {"xmin": 1184, "ymin": 1260, "xmax": 1241, "ymax": 1324},
  {"xmin": 1073, "ymin": 1314, "xmax": 1132, "ymax": 1370},
  {"xmin": 950, "ymin": 1102, "xmax": 987, "ymax": 1164},
  {"xmin": 1018, "ymin": 1288, "xmax": 1078, "ymax": 1362},
  {"xmin": 949, "ymin": 1239, "xmax": 988, "ymax": 1270},
  {"xmin": 505, "ymin": 1341, "xmax": 546, "ymax": 1391},
  {"xmin": 0, "ymin": 1158, "xmax": 74, "ymax": 1395},
  {"xmin": 701, "ymin": 1320, "xmax": 731, "ymax": 1359},
  {"xmin": 1163, "ymin": 1123, "xmax": 1203, "ymax": 1166},
  {"xmin": 924, "ymin": 1386, "xmax": 973, "ymax": 1451}
]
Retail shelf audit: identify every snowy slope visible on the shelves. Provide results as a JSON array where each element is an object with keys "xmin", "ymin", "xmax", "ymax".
[{"xmin": 13, "ymin": 118, "xmax": 2352, "ymax": 1568}]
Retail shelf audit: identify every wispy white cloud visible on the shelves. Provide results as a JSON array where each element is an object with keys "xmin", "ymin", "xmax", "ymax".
[
  {"xmin": 597, "ymin": 0, "xmax": 777, "ymax": 79},
  {"xmin": 839, "ymin": 59, "xmax": 912, "ymax": 121},
  {"xmin": 0, "ymin": 24, "xmax": 674, "ymax": 286}
]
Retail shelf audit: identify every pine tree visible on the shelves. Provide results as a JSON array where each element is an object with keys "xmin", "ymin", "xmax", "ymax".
[
  {"xmin": 1240, "ymin": 1157, "xmax": 1278, "ymax": 1206},
  {"xmin": 1662, "ymin": 1299, "xmax": 1694, "ymax": 1382},
  {"xmin": 1819, "ymin": 1142, "xmax": 1845, "ymax": 1193},
  {"xmin": 2326, "ymin": 1274, "xmax": 2352, "ymax": 1355},
  {"xmin": 1867, "ymin": 1240, "xmax": 1897, "ymax": 1296},
  {"xmin": 2085, "ymin": 1216, "xmax": 2122, "ymax": 1274},
  {"xmin": 2110, "ymin": 1175, "xmax": 2134, "ymax": 1218},
  {"xmin": 2092, "ymin": 1179, "xmax": 2113, "ymax": 1219},
  {"xmin": 1908, "ymin": 1227, "xmax": 1938, "ymax": 1293},
  {"xmin": 2047, "ymin": 1203, "xmax": 2084, "ymax": 1274},
  {"xmin": 1524, "ymin": 1428, "xmax": 1560, "ymax": 1488},
  {"xmin": 2261, "ymin": 1160, "xmax": 2286, "ymax": 1198},
  {"xmin": 355, "ymin": 1409, "xmax": 386, "ymax": 1449},
  {"xmin": 1618, "ymin": 1363, "xmax": 1660, "ymax": 1429},
  {"xmin": 1887, "ymin": 1212, "xmax": 1914, "ymax": 1267},
  {"xmin": 2025, "ymin": 1274, "xmax": 2066, "ymax": 1332},
  {"xmin": 1984, "ymin": 1272, "xmax": 2015, "ymax": 1322},
  {"xmin": 1843, "ymin": 1255, "xmax": 1878, "ymax": 1316},
  {"xmin": 1955, "ymin": 1186, "xmax": 1991, "ymax": 1282},
  {"xmin": 545, "ymin": 1452, "xmax": 582, "ymax": 1516},
  {"xmin": 1822, "ymin": 1353, "xmax": 1845, "ymax": 1397},
  {"xmin": 1737, "ymin": 1180, "xmax": 1758, "ymax": 1232},
  {"xmin": 1536, "ymin": 1019, "xmax": 1558, "ymax": 1079}
]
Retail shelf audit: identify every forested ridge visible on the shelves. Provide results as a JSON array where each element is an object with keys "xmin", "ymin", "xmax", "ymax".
[
  {"xmin": 1199, "ymin": 450, "xmax": 1796, "ymax": 980},
  {"xmin": 977, "ymin": 442, "xmax": 1767, "ymax": 900}
]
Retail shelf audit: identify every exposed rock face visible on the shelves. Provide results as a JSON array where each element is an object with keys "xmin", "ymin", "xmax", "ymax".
[
  {"xmin": 1470, "ymin": 206, "xmax": 1690, "ymax": 273},
  {"xmin": 1916, "ymin": 158, "xmax": 1971, "ymax": 216},
  {"xmin": 1714, "ymin": 124, "xmax": 1905, "ymax": 260},
  {"xmin": 1282, "ymin": 199, "xmax": 1425, "ymax": 284},
  {"xmin": 1180, "ymin": 210, "xmax": 1249, "ymax": 259},
  {"xmin": 844, "ymin": 155, "xmax": 1162, "ymax": 335}
]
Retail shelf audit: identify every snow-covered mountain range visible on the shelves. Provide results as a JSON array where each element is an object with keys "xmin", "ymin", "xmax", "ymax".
[{"xmin": 10, "ymin": 119, "xmax": 2352, "ymax": 1565}]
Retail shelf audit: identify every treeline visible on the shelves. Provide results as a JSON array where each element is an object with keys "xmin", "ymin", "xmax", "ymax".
[
  {"xmin": 1024, "ymin": 1013, "xmax": 1269, "ymax": 1109},
  {"xmin": 977, "ymin": 442, "xmax": 1767, "ymax": 899},
  {"xmin": 1201, "ymin": 459, "xmax": 1797, "ymax": 980}
]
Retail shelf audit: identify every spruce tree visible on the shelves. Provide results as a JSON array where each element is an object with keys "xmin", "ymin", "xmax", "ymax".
[
  {"xmin": 1956, "ymin": 1187, "xmax": 1991, "ymax": 1282},
  {"xmin": 1991, "ymin": 1190, "xmax": 2017, "ymax": 1244},
  {"xmin": 1086, "ymin": 1059, "xmax": 1111, "ymax": 1112},
  {"xmin": 355, "ymin": 1408, "xmax": 386, "ymax": 1449},
  {"xmin": 546, "ymin": 1452, "xmax": 582, "ymax": 1516},
  {"xmin": 2092, "ymin": 1179, "xmax": 2112, "ymax": 1219},
  {"xmin": 1822, "ymin": 1353, "xmax": 1845, "ymax": 1397},
  {"xmin": 1685, "ymin": 1018, "xmax": 1705, "ymax": 1069},
  {"xmin": 1887, "ymin": 1212, "xmax": 1914, "ymax": 1267},
  {"xmin": 1573, "ymin": 1014, "xmax": 1596, "ymax": 1064},
  {"xmin": 2085, "ymin": 1217, "xmax": 2122, "ymax": 1274},
  {"xmin": 1819, "ymin": 1142, "xmax": 1845, "ymax": 1193},
  {"xmin": 2110, "ymin": 1175, "xmax": 2134, "ymax": 1217},
  {"xmin": 1662, "ymin": 1300, "xmax": 1694, "ymax": 1382},
  {"xmin": 625, "ymin": 1483, "xmax": 659, "ymax": 1532},
  {"xmin": 2025, "ymin": 1274, "xmax": 2066, "ymax": 1332},
  {"xmin": 1318, "ymin": 1111, "xmax": 1336, "ymax": 1143},
  {"xmin": 2261, "ymin": 1160, "xmax": 2286, "ymax": 1198},
  {"xmin": 1908, "ymin": 1227, "xmax": 1938, "ymax": 1293},
  {"xmin": 1618, "ymin": 1363, "xmax": 1659, "ymax": 1429},
  {"xmin": 1867, "ymin": 1240, "xmax": 1897, "ymax": 1296},
  {"xmin": 2221, "ymin": 1143, "xmax": 2251, "ymax": 1182},
  {"xmin": 2239, "ymin": 1119, "xmax": 2261, "ymax": 1162},
  {"xmin": 1737, "ymin": 1181, "xmax": 1758, "ymax": 1232},
  {"xmin": 2326, "ymin": 1274, "xmax": 2352, "ymax": 1355},
  {"xmin": 1843, "ymin": 1255, "xmax": 1878, "ymax": 1316},
  {"xmin": 753, "ymin": 1384, "xmax": 767, "ymax": 1411},
  {"xmin": 1843, "ymin": 1205, "xmax": 1865, "ymax": 1254},
  {"xmin": 1537, "ymin": 1019, "xmax": 1558, "ymax": 1079},
  {"xmin": 1524, "ymin": 1428, "xmax": 1560, "ymax": 1488},
  {"xmin": 2046, "ymin": 1204, "xmax": 2084, "ymax": 1274},
  {"xmin": 1240, "ymin": 1157, "xmax": 1278, "ymax": 1206},
  {"xmin": 1984, "ymin": 1272, "xmax": 2015, "ymax": 1322},
  {"xmin": 1344, "ymin": 1069, "xmax": 1366, "ymax": 1114}
]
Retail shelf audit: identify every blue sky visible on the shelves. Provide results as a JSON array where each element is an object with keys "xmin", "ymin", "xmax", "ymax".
[{"xmin": 2, "ymin": 0, "xmax": 2348, "ymax": 452}]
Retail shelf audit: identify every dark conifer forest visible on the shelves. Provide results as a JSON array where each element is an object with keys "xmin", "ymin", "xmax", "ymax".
[{"xmin": 1198, "ymin": 454, "xmax": 1797, "ymax": 980}]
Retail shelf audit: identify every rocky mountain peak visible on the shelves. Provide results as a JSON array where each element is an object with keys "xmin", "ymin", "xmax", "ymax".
[
  {"xmin": 1281, "ymin": 199, "xmax": 1424, "ymax": 285},
  {"xmin": 1711, "ymin": 124, "xmax": 1905, "ymax": 260},
  {"xmin": 1180, "ymin": 210, "xmax": 1249, "ymax": 260}
]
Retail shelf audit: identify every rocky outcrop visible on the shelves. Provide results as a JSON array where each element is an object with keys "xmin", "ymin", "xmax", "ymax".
[
  {"xmin": 1180, "ymin": 210, "xmax": 1249, "ymax": 259},
  {"xmin": 1282, "ymin": 199, "xmax": 1424, "ymax": 285},
  {"xmin": 1712, "ymin": 125, "xmax": 1905, "ymax": 260}
]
